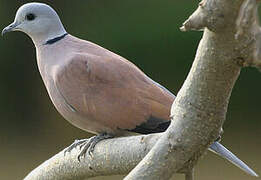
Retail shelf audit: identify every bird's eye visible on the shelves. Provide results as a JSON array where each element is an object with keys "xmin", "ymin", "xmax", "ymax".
[{"xmin": 26, "ymin": 13, "xmax": 36, "ymax": 21}]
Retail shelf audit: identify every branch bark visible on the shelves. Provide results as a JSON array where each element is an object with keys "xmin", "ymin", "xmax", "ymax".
[
  {"xmin": 125, "ymin": 0, "xmax": 260, "ymax": 179},
  {"xmin": 24, "ymin": 133, "xmax": 195, "ymax": 180},
  {"xmin": 236, "ymin": 0, "xmax": 261, "ymax": 69},
  {"xmin": 24, "ymin": 134, "xmax": 161, "ymax": 180},
  {"xmin": 185, "ymin": 168, "xmax": 194, "ymax": 180}
]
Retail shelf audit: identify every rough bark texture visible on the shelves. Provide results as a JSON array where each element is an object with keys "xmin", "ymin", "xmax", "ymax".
[
  {"xmin": 236, "ymin": 0, "xmax": 261, "ymax": 69},
  {"xmin": 24, "ymin": 134, "xmax": 161, "ymax": 180},
  {"xmin": 25, "ymin": 0, "xmax": 260, "ymax": 179},
  {"xmin": 125, "ymin": 0, "xmax": 260, "ymax": 179},
  {"xmin": 24, "ymin": 134, "xmax": 197, "ymax": 179}
]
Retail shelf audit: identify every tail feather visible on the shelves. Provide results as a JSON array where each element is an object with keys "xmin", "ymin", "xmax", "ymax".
[{"xmin": 209, "ymin": 141, "xmax": 259, "ymax": 177}]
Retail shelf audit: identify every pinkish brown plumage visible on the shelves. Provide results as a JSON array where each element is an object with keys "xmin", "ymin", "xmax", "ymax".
[{"xmin": 37, "ymin": 34, "xmax": 174, "ymax": 135}]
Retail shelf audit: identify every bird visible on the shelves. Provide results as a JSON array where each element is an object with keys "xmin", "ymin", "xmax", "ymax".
[{"xmin": 2, "ymin": 2, "xmax": 258, "ymax": 177}]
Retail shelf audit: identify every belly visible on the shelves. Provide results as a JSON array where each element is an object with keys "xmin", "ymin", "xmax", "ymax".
[{"xmin": 45, "ymin": 80, "xmax": 111, "ymax": 134}]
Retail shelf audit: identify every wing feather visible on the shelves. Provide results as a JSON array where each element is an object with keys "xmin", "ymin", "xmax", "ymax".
[{"xmin": 54, "ymin": 53, "xmax": 175, "ymax": 133}]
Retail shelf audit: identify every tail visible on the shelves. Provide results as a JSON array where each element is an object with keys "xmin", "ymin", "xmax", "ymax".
[{"xmin": 209, "ymin": 141, "xmax": 258, "ymax": 177}]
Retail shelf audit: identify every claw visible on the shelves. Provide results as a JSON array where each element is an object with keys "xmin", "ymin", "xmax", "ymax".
[
  {"xmin": 77, "ymin": 139, "xmax": 93, "ymax": 161},
  {"xmin": 77, "ymin": 133, "xmax": 113, "ymax": 161},
  {"xmin": 64, "ymin": 133, "xmax": 114, "ymax": 161},
  {"xmin": 64, "ymin": 139, "xmax": 88, "ymax": 156}
]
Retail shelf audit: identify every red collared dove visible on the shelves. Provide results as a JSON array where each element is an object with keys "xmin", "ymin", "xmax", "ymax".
[{"xmin": 2, "ymin": 2, "xmax": 258, "ymax": 177}]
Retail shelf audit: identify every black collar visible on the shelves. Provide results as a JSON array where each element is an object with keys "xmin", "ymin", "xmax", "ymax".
[{"xmin": 44, "ymin": 33, "xmax": 68, "ymax": 45}]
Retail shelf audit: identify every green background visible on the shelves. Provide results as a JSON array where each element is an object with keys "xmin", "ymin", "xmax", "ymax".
[{"xmin": 0, "ymin": 0, "xmax": 260, "ymax": 179}]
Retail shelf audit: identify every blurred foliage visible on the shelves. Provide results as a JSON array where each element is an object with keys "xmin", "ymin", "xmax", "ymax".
[{"xmin": 0, "ymin": 0, "xmax": 260, "ymax": 179}]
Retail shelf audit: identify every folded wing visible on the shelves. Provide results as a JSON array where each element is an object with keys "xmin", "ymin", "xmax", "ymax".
[{"xmin": 54, "ymin": 53, "xmax": 175, "ymax": 133}]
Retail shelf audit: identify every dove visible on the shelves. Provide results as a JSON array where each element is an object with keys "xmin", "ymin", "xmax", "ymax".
[{"xmin": 2, "ymin": 2, "xmax": 258, "ymax": 177}]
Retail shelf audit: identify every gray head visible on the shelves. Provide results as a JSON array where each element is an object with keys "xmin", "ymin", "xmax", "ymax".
[{"xmin": 2, "ymin": 3, "xmax": 67, "ymax": 45}]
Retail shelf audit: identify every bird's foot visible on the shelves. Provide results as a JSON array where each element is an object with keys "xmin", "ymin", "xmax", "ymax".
[
  {"xmin": 64, "ymin": 138, "xmax": 88, "ymax": 156},
  {"xmin": 64, "ymin": 133, "xmax": 113, "ymax": 161},
  {"xmin": 77, "ymin": 133, "xmax": 113, "ymax": 161}
]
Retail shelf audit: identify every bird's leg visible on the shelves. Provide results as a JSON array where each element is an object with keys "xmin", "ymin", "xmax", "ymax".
[
  {"xmin": 64, "ymin": 138, "xmax": 89, "ymax": 155},
  {"xmin": 77, "ymin": 133, "xmax": 114, "ymax": 161}
]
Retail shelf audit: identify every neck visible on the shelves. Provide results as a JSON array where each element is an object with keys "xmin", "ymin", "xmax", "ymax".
[
  {"xmin": 44, "ymin": 33, "xmax": 68, "ymax": 45},
  {"xmin": 31, "ymin": 23, "xmax": 67, "ymax": 46}
]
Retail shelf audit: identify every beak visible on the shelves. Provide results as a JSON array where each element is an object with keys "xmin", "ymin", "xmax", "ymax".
[{"xmin": 2, "ymin": 22, "xmax": 20, "ymax": 36}]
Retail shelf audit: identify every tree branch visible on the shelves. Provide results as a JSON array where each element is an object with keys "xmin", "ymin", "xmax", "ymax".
[
  {"xmin": 24, "ymin": 133, "xmax": 198, "ymax": 179},
  {"xmin": 24, "ymin": 133, "xmax": 201, "ymax": 179},
  {"xmin": 125, "ymin": 0, "xmax": 259, "ymax": 179},
  {"xmin": 24, "ymin": 134, "xmax": 161, "ymax": 180}
]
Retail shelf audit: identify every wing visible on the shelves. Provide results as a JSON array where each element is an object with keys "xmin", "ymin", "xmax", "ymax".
[{"xmin": 54, "ymin": 53, "xmax": 175, "ymax": 134}]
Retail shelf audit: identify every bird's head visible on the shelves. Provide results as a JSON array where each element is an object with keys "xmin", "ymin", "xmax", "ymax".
[{"xmin": 2, "ymin": 2, "xmax": 66, "ymax": 45}]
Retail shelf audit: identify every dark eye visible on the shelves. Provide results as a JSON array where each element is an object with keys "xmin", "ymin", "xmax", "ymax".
[{"xmin": 26, "ymin": 13, "xmax": 36, "ymax": 21}]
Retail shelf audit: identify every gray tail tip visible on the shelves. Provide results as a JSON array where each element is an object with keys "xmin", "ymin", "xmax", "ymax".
[{"xmin": 209, "ymin": 141, "xmax": 259, "ymax": 177}]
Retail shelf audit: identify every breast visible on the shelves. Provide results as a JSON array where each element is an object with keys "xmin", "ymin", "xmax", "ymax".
[{"xmin": 39, "ymin": 63, "xmax": 109, "ymax": 134}]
